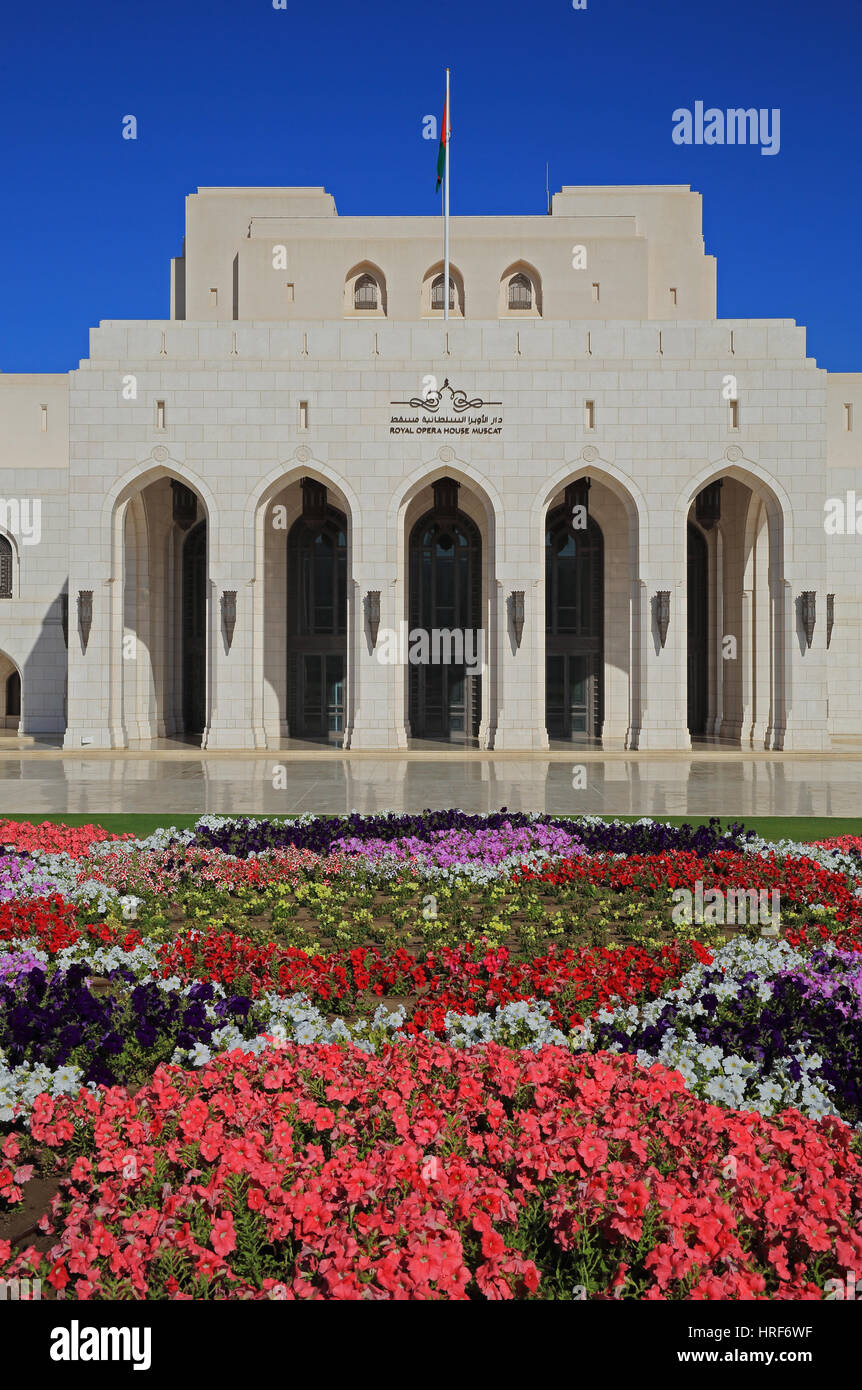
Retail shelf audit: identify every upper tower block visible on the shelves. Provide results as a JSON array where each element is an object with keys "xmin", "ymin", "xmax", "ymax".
[{"xmin": 170, "ymin": 183, "xmax": 716, "ymax": 323}]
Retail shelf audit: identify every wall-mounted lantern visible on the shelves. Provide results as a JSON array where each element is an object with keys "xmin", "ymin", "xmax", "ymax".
[
  {"xmin": 695, "ymin": 480, "xmax": 723, "ymax": 531},
  {"xmin": 301, "ymin": 476, "xmax": 328, "ymax": 529},
  {"xmin": 221, "ymin": 591, "xmax": 237, "ymax": 650},
  {"xmin": 827, "ymin": 594, "xmax": 835, "ymax": 650},
  {"xmin": 365, "ymin": 591, "xmax": 381, "ymax": 648},
  {"xmin": 432, "ymin": 476, "xmax": 460, "ymax": 518},
  {"xmin": 800, "ymin": 591, "xmax": 816, "ymax": 649},
  {"xmin": 171, "ymin": 481, "xmax": 198, "ymax": 531},
  {"xmin": 78, "ymin": 590, "xmax": 93, "ymax": 653},
  {"xmin": 654, "ymin": 591, "xmax": 671, "ymax": 648},
  {"xmin": 61, "ymin": 593, "xmax": 69, "ymax": 649},
  {"xmin": 510, "ymin": 591, "xmax": 525, "ymax": 648},
  {"xmin": 565, "ymin": 477, "xmax": 591, "ymax": 522}
]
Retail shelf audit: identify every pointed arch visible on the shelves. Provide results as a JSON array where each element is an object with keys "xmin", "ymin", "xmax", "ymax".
[
  {"xmin": 499, "ymin": 259, "xmax": 542, "ymax": 316},
  {"xmin": 344, "ymin": 260, "xmax": 387, "ymax": 317},
  {"xmin": 421, "ymin": 261, "xmax": 465, "ymax": 317}
]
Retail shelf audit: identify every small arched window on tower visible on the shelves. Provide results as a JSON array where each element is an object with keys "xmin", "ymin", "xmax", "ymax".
[
  {"xmin": 354, "ymin": 273, "xmax": 379, "ymax": 311},
  {"xmin": 431, "ymin": 274, "xmax": 455, "ymax": 312},
  {"xmin": 0, "ymin": 536, "xmax": 12, "ymax": 598},
  {"xmin": 508, "ymin": 272, "xmax": 533, "ymax": 311}
]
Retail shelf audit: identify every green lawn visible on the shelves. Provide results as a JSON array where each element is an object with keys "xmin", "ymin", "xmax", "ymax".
[{"xmin": 1, "ymin": 811, "xmax": 860, "ymax": 842}]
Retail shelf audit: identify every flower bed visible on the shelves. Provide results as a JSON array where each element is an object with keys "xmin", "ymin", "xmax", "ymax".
[
  {"xmin": 0, "ymin": 811, "xmax": 860, "ymax": 1300},
  {"xmin": 3, "ymin": 1045, "xmax": 862, "ymax": 1301}
]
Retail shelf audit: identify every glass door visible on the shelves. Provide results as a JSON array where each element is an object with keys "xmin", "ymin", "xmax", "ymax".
[
  {"xmin": 287, "ymin": 508, "xmax": 347, "ymax": 742},
  {"xmin": 545, "ymin": 506, "xmax": 603, "ymax": 741}
]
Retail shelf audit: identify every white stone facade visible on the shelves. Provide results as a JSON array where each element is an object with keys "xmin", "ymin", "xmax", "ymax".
[{"xmin": 0, "ymin": 184, "xmax": 859, "ymax": 751}]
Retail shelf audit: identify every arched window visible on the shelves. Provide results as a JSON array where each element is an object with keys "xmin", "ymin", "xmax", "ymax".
[
  {"xmin": 0, "ymin": 537, "xmax": 12, "ymax": 598},
  {"xmin": 354, "ymin": 273, "xmax": 378, "ymax": 311},
  {"xmin": 431, "ymin": 274, "xmax": 455, "ymax": 312},
  {"xmin": 508, "ymin": 272, "xmax": 532, "ymax": 310}
]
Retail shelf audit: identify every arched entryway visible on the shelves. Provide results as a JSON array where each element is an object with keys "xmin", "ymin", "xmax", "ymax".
[
  {"xmin": 545, "ymin": 494, "xmax": 604, "ymax": 740},
  {"xmin": 286, "ymin": 482, "xmax": 347, "ymax": 742},
  {"xmin": 687, "ymin": 522, "xmax": 709, "ymax": 736},
  {"xmin": 408, "ymin": 478, "xmax": 482, "ymax": 741},
  {"xmin": 0, "ymin": 652, "xmax": 21, "ymax": 730},
  {"xmin": 112, "ymin": 472, "xmax": 210, "ymax": 745},
  {"xmin": 683, "ymin": 468, "xmax": 789, "ymax": 748}
]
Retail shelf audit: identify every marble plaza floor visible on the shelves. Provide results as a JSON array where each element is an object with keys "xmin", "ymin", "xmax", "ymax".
[{"xmin": 0, "ymin": 737, "xmax": 860, "ymax": 816}]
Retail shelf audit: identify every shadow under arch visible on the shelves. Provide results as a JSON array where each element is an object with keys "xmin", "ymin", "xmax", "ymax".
[
  {"xmin": 674, "ymin": 457, "xmax": 794, "ymax": 562},
  {"xmin": 105, "ymin": 459, "xmax": 219, "ymax": 565},
  {"xmin": 531, "ymin": 459, "xmax": 649, "ymax": 563}
]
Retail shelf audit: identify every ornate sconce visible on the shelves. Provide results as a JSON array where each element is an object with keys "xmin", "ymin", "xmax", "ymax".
[
  {"xmin": 61, "ymin": 593, "xmax": 69, "ymax": 649},
  {"xmin": 78, "ymin": 590, "xmax": 93, "ymax": 653},
  {"xmin": 654, "ymin": 591, "xmax": 671, "ymax": 649},
  {"xmin": 171, "ymin": 481, "xmax": 198, "ymax": 531},
  {"xmin": 800, "ymin": 591, "xmax": 816, "ymax": 650},
  {"xmin": 510, "ymin": 591, "xmax": 525, "ymax": 649},
  {"xmin": 695, "ymin": 480, "xmax": 723, "ymax": 531},
  {"xmin": 365, "ymin": 591, "xmax": 381, "ymax": 648},
  {"xmin": 827, "ymin": 594, "xmax": 835, "ymax": 650},
  {"xmin": 301, "ymin": 476, "xmax": 328, "ymax": 529},
  {"xmin": 432, "ymin": 476, "xmax": 460, "ymax": 518},
  {"xmin": 221, "ymin": 591, "xmax": 237, "ymax": 650},
  {"xmin": 565, "ymin": 477, "xmax": 591, "ymax": 534}
]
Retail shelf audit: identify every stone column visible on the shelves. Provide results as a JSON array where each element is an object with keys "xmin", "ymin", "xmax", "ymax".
[
  {"xmin": 203, "ymin": 571, "xmax": 257, "ymax": 749},
  {"xmin": 63, "ymin": 570, "xmax": 116, "ymax": 748},
  {"xmin": 776, "ymin": 574, "xmax": 831, "ymax": 750},
  {"xmin": 347, "ymin": 570, "xmax": 407, "ymax": 749},
  {"xmin": 632, "ymin": 575, "xmax": 691, "ymax": 750},
  {"xmin": 492, "ymin": 578, "xmax": 549, "ymax": 750}
]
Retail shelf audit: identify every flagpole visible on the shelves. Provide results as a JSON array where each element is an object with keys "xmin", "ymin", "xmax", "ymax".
[{"xmin": 443, "ymin": 67, "xmax": 450, "ymax": 322}]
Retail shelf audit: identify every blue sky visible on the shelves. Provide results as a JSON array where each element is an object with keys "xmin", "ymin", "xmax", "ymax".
[{"xmin": 2, "ymin": 0, "xmax": 858, "ymax": 372}]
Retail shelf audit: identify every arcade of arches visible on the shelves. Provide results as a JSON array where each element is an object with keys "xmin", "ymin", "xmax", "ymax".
[{"xmin": 66, "ymin": 467, "xmax": 791, "ymax": 752}]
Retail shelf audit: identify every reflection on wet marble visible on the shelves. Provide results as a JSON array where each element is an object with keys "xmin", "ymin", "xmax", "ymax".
[{"xmin": 0, "ymin": 743, "xmax": 860, "ymax": 817}]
